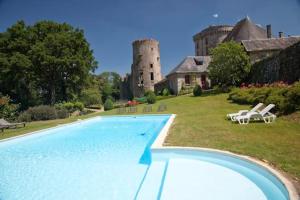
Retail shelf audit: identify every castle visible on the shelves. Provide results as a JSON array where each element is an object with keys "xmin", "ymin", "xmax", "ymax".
[{"xmin": 121, "ymin": 17, "xmax": 300, "ymax": 98}]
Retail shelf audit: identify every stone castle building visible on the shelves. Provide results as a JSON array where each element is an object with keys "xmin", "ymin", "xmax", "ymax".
[
  {"xmin": 121, "ymin": 17, "xmax": 300, "ymax": 98},
  {"xmin": 193, "ymin": 17, "xmax": 300, "ymax": 64},
  {"xmin": 193, "ymin": 25, "xmax": 233, "ymax": 56}
]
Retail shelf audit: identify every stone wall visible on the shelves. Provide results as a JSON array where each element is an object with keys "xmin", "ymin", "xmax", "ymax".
[{"xmin": 250, "ymin": 41, "xmax": 300, "ymax": 84}]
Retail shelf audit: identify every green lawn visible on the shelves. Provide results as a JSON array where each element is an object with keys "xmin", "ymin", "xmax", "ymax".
[{"xmin": 1, "ymin": 94, "xmax": 300, "ymax": 181}]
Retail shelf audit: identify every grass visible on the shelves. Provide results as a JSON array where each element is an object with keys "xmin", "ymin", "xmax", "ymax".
[{"xmin": 1, "ymin": 94, "xmax": 300, "ymax": 181}]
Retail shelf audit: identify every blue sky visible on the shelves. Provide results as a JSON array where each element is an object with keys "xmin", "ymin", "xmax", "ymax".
[{"xmin": 0, "ymin": 0, "xmax": 300, "ymax": 76}]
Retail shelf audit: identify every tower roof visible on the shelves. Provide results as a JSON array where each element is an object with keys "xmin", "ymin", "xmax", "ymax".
[{"xmin": 223, "ymin": 17, "xmax": 267, "ymax": 42}]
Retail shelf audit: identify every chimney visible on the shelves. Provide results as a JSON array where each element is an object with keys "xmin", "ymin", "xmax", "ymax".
[
  {"xmin": 266, "ymin": 24, "xmax": 272, "ymax": 38},
  {"xmin": 279, "ymin": 32, "xmax": 284, "ymax": 38}
]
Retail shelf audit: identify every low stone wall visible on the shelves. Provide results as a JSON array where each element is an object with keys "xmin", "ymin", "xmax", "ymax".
[{"xmin": 250, "ymin": 41, "xmax": 300, "ymax": 84}]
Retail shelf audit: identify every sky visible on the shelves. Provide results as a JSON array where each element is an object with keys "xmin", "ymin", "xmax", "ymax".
[{"xmin": 0, "ymin": 0, "xmax": 300, "ymax": 76}]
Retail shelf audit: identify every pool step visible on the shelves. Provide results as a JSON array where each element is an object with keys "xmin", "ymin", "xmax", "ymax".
[{"xmin": 135, "ymin": 161, "xmax": 167, "ymax": 200}]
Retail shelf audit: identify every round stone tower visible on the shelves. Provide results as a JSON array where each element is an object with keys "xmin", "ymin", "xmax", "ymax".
[
  {"xmin": 193, "ymin": 25, "xmax": 233, "ymax": 56},
  {"xmin": 131, "ymin": 39, "xmax": 162, "ymax": 97}
]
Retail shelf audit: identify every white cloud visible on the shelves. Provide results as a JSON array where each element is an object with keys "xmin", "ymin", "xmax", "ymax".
[{"xmin": 213, "ymin": 13, "xmax": 219, "ymax": 18}]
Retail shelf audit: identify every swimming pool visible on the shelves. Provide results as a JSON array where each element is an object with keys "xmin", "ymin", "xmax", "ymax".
[{"xmin": 0, "ymin": 115, "xmax": 295, "ymax": 200}]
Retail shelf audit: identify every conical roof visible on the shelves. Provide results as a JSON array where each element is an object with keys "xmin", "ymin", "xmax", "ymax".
[{"xmin": 223, "ymin": 17, "xmax": 267, "ymax": 42}]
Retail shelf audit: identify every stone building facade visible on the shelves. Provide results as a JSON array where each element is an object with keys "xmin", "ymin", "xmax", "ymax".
[
  {"xmin": 193, "ymin": 25, "xmax": 233, "ymax": 56},
  {"xmin": 130, "ymin": 39, "xmax": 162, "ymax": 97},
  {"xmin": 155, "ymin": 56, "xmax": 211, "ymax": 95}
]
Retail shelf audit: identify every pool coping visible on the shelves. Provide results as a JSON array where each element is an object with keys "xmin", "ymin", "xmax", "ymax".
[{"xmin": 151, "ymin": 114, "xmax": 299, "ymax": 200}]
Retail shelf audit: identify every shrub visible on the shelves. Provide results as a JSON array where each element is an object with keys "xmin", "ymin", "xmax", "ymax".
[
  {"xmin": 104, "ymin": 99, "xmax": 114, "ymax": 111},
  {"xmin": 26, "ymin": 105, "xmax": 57, "ymax": 121},
  {"xmin": 80, "ymin": 88, "xmax": 102, "ymax": 106},
  {"xmin": 56, "ymin": 108, "xmax": 69, "ymax": 119},
  {"xmin": 18, "ymin": 111, "xmax": 32, "ymax": 122},
  {"xmin": 62, "ymin": 102, "xmax": 74, "ymax": 112},
  {"xmin": 193, "ymin": 85, "xmax": 202, "ymax": 96},
  {"xmin": 0, "ymin": 95, "xmax": 19, "ymax": 120},
  {"xmin": 73, "ymin": 102, "xmax": 84, "ymax": 111},
  {"xmin": 162, "ymin": 88, "xmax": 170, "ymax": 96},
  {"xmin": 287, "ymin": 82, "xmax": 300, "ymax": 109},
  {"xmin": 228, "ymin": 81, "xmax": 300, "ymax": 115},
  {"xmin": 55, "ymin": 101, "xmax": 84, "ymax": 112},
  {"xmin": 146, "ymin": 91, "xmax": 156, "ymax": 104}
]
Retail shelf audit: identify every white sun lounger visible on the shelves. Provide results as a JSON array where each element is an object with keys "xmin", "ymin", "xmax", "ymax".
[
  {"xmin": 235, "ymin": 104, "xmax": 276, "ymax": 125},
  {"xmin": 227, "ymin": 103, "xmax": 264, "ymax": 121}
]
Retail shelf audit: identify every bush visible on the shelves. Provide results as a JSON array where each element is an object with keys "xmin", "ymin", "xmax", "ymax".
[
  {"xmin": 55, "ymin": 101, "xmax": 84, "ymax": 112},
  {"xmin": 56, "ymin": 108, "xmax": 69, "ymax": 119},
  {"xmin": 104, "ymin": 99, "xmax": 114, "ymax": 111},
  {"xmin": 62, "ymin": 102, "xmax": 74, "ymax": 111},
  {"xmin": 73, "ymin": 102, "xmax": 84, "ymax": 111},
  {"xmin": 228, "ymin": 81, "xmax": 300, "ymax": 115},
  {"xmin": 193, "ymin": 85, "xmax": 202, "ymax": 96},
  {"xmin": 26, "ymin": 105, "xmax": 57, "ymax": 121},
  {"xmin": 80, "ymin": 88, "xmax": 102, "ymax": 106},
  {"xmin": 162, "ymin": 88, "xmax": 170, "ymax": 96},
  {"xmin": 0, "ymin": 95, "xmax": 19, "ymax": 120},
  {"xmin": 146, "ymin": 91, "xmax": 156, "ymax": 104},
  {"xmin": 18, "ymin": 112, "xmax": 32, "ymax": 122},
  {"xmin": 286, "ymin": 81, "xmax": 300, "ymax": 109}
]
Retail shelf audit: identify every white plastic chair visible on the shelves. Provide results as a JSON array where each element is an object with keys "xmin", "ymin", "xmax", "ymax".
[
  {"xmin": 236, "ymin": 104, "xmax": 276, "ymax": 125},
  {"xmin": 227, "ymin": 103, "xmax": 264, "ymax": 121}
]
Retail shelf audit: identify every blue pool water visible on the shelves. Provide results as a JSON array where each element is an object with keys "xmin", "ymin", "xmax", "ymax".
[
  {"xmin": 0, "ymin": 115, "xmax": 291, "ymax": 200},
  {"xmin": 0, "ymin": 115, "xmax": 170, "ymax": 200}
]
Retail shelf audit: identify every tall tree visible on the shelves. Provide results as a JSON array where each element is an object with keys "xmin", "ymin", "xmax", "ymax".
[
  {"xmin": 98, "ymin": 72, "xmax": 121, "ymax": 102},
  {"xmin": 0, "ymin": 20, "xmax": 97, "ymax": 107},
  {"xmin": 208, "ymin": 41, "xmax": 251, "ymax": 87}
]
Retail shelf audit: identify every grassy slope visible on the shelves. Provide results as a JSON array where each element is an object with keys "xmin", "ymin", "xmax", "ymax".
[{"xmin": 1, "ymin": 94, "xmax": 300, "ymax": 180}]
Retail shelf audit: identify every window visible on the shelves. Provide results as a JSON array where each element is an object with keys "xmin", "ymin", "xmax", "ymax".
[
  {"xmin": 157, "ymin": 57, "xmax": 160, "ymax": 61},
  {"xmin": 205, "ymin": 38, "xmax": 209, "ymax": 55},
  {"xmin": 194, "ymin": 58, "xmax": 203, "ymax": 65},
  {"xmin": 185, "ymin": 75, "xmax": 190, "ymax": 85},
  {"xmin": 138, "ymin": 71, "xmax": 144, "ymax": 86},
  {"xmin": 150, "ymin": 72, "xmax": 154, "ymax": 81},
  {"xmin": 151, "ymin": 47, "xmax": 154, "ymax": 51},
  {"xmin": 150, "ymin": 63, "xmax": 153, "ymax": 68}
]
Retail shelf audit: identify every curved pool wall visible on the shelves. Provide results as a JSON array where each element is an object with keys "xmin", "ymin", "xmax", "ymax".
[{"xmin": 150, "ymin": 148, "xmax": 291, "ymax": 200}]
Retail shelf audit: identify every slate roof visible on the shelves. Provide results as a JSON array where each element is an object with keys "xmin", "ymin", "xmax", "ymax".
[
  {"xmin": 223, "ymin": 17, "xmax": 268, "ymax": 42},
  {"xmin": 167, "ymin": 56, "xmax": 211, "ymax": 76},
  {"xmin": 242, "ymin": 36, "xmax": 300, "ymax": 52}
]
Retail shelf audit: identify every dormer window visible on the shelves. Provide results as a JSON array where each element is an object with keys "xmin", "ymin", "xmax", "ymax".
[{"xmin": 194, "ymin": 58, "xmax": 203, "ymax": 65}]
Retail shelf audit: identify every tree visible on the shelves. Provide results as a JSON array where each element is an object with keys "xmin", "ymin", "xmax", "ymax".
[
  {"xmin": 145, "ymin": 90, "xmax": 156, "ymax": 104},
  {"xmin": 0, "ymin": 20, "xmax": 97, "ymax": 108},
  {"xmin": 208, "ymin": 41, "xmax": 251, "ymax": 87},
  {"xmin": 98, "ymin": 72, "xmax": 121, "ymax": 102},
  {"xmin": 30, "ymin": 21, "xmax": 97, "ymax": 104}
]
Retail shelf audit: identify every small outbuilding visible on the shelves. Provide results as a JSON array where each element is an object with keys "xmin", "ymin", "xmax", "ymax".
[{"xmin": 155, "ymin": 56, "xmax": 211, "ymax": 95}]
